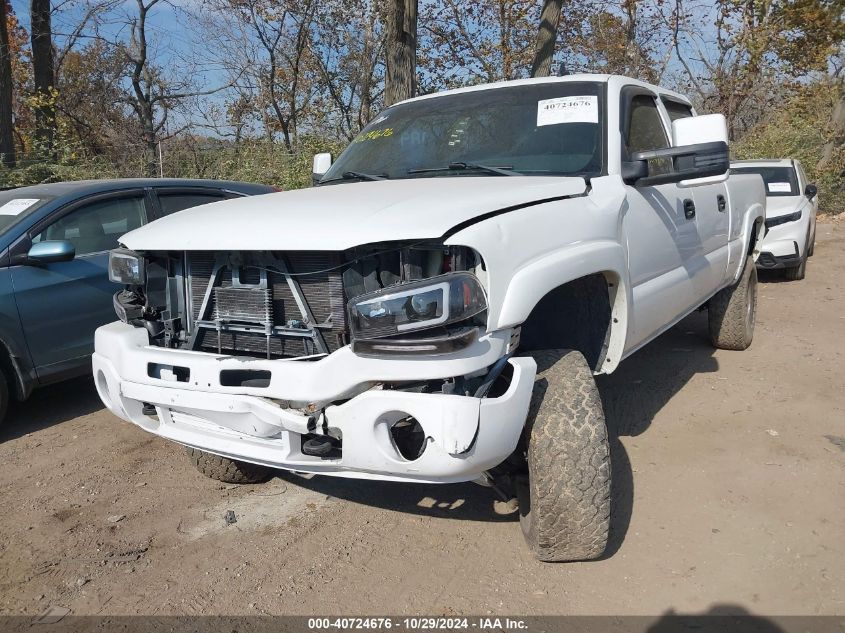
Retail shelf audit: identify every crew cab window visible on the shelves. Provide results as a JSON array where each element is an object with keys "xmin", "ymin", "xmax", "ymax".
[
  {"xmin": 33, "ymin": 196, "xmax": 146, "ymax": 256},
  {"xmin": 158, "ymin": 191, "xmax": 226, "ymax": 216},
  {"xmin": 662, "ymin": 99, "xmax": 694, "ymax": 121},
  {"xmin": 626, "ymin": 95, "xmax": 670, "ymax": 155}
]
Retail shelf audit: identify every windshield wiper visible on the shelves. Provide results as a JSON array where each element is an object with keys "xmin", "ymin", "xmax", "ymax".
[
  {"xmin": 318, "ymin": 171, "xmax": 388, "ymax": 185},
  {"xmin": 408, "ymin": 162, "xmax": 520, "ymax": 177}
]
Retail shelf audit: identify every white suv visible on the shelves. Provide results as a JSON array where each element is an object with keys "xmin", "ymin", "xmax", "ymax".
[{"xmin": 731, "ymin": 159, "xmax": 819, "ymax": 280}]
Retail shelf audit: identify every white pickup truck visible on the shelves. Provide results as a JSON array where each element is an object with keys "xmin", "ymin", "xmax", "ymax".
[{"xmin": 94, "ymin": 74, "xmax": 766, "ymax": 562}]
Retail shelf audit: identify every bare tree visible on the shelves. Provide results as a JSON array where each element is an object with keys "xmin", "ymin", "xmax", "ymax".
[
  {"xmin": 110, "ymin": 0, "xmax": 236, "ymax": 174},
  {"xmin": 311, "ymin": 0, "xmax": 385, "ymax": 139},
  {"xmin": 31, "ymin": 0, "xmax": 56, "ymax": 155},
  {"xmin": 0, "ymin": 0, "xmax": 15, "ymax": 168},
  {"xmin": 384, "ymin": 0, "xmax": 417, "ymax": 106},
  {"xmin": 204, "ymin": 0, "xmax": 320, "ymax": 152},
  {"xmin": 530, "ymin": 0, "xmax": 563, "ymax": 77}
]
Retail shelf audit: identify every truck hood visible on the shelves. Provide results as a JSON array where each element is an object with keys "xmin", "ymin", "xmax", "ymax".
[{"xmin": 120, "ymin": 176, "xmax": 587, "ymax": 251}]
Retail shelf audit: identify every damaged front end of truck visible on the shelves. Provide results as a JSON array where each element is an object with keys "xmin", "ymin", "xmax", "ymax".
[{"xmin": 95, "ymin": 240, "xmax": 536, "ymax": 483}]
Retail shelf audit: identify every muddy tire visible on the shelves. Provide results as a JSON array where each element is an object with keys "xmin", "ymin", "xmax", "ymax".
[
  {"xmin": 708, "ymin": 255, "xmax": 757, "ymax": 350},
  {"xmin": 186, "ymin": 447, "xmax": 273, "ymax": 484},
  {"xmin": 519, "ymin": 349, "xmax": 611, "ymax": 562}
]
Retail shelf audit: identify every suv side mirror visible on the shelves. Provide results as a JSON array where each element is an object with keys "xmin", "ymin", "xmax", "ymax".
[
  {"xmin": 27, "ymin": 240, "xmax": 75, "ymax": 264},
  {"xmin": 312, "ymin": 153, "xmax": 332, "ymax": 185},
  {"xmin": 625, "ymin": 142, "xmax": 730, "ymax": 187},
  {"xmin": 805, "ymin": 183, "xmax": 818, "ymax": 199}
]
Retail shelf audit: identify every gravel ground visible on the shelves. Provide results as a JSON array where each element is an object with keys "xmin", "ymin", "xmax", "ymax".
[{"xmin": 1, "ymin": 221, "xmax": 843, "ymax": 618}]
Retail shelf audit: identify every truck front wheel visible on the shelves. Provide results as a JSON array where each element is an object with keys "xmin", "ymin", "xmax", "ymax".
[
  {"xmin": 708, "ymin": 255, "xmax": 757, "ymax": 350},
  {"xmin": 518, "ymin": 349, "xmax": 611, "ymax": 562},
  {"xmin": 186, "ymin": 447, "xmax": 274, "ymax": 484}
]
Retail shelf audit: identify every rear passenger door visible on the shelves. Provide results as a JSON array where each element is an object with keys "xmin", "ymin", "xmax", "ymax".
[
  {"xmin": 10, "ymin": 192, "xmax": 149, "ymax": 381},
  {"xmin": 621, "ymin": 89, "xmax": 702, "ymax": 351}
]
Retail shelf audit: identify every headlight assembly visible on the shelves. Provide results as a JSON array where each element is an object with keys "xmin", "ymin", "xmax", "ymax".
[
  {"xmin": 108, "ymin": 248, "xmax": 146, "ymax": 285},
  {"xmin": 348, "ymin": 272, "xmax": 487, "ymax": 354},
  {"xmin": 764, "ymin": 209, "xmax": 802, "ymax": 229}
]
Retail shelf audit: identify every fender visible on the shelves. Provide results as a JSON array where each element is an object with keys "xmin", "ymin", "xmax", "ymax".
[
  {"xmin": 734, "ymin": 204, "xmax": 766, "ymax": 283},
  {"xmin": 494, "ymin": 241, "xmax": 630, "ymax": 373}
]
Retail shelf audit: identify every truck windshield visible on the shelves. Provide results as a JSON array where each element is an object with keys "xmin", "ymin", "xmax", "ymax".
[
  {"xmin": 321, "ymin": 82, "xmax": 605, "ymax": 183},
  {"xmin": 731, "ymin": 166, "xmax": 798, "ymax": 197},
  {"xmin": 0, "ymin": 190, "xmax": 54, "ymax": 235}
]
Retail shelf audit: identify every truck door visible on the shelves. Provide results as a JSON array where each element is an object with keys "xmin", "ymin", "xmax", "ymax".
[{"xmin": 621, "ymin": 90, "xmax": 702, "ymax": 351}]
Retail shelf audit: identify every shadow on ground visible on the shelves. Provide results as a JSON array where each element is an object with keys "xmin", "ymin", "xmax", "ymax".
[
  {"xmin": 282, "ymin": 310, "xmax": 720, "ymax": 549},
  {"xmin": 1, "ymin": 311, "xmax": 722, "ymax": 550},
  {"xmin": 1, "ymin": 375, "xmax": 102, "ymax": 442}
]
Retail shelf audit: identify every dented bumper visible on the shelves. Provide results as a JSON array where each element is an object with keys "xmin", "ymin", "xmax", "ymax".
[{"xmin": 92, "ymin": 322, "xmax": 535, "ymax": 483}]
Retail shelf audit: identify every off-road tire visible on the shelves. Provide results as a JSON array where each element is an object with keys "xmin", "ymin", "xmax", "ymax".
[
  {"xmin": 708, "ymin": 255, "xmax": 757, "ymax": 350},
  {"xmin": 186, "ymin": 447, "xmax": 273, "ymax": 484},
  {"xmin": 0, "ymin": 368, "xmax": 8, "ymax": 426},
  {"xmin": 519, "ymin": 349, "xmax": 611, "ymax": 562}
]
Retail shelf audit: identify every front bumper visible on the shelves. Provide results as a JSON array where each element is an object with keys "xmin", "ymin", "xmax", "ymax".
[
  {"xmin": 758, "ymin": 214, "xmax": 809, "ymax": 269},
  {"xmin": 93, "ymin": 322, "xmax": 536, "ymax": 483}
]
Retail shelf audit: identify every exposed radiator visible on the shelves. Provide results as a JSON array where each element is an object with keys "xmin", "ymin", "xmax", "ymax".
[{"xmin": 185, "ymin": 252, "xmax": 347, "ymax": 359}]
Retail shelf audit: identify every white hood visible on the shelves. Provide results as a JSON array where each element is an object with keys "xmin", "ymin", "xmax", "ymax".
[
  {"xmin": 120, "ymin": 177, "xmax": 587, "ymax": 251},
  {"xmin": 765, "ymin": 195, "xmax": 803, "ymax": 218}
]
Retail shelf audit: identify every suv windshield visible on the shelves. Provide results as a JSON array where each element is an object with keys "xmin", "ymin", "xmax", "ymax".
[
  {"xmin": 321, "ymin": 82, "xmax": 605, "ymax": 183},
  {"xmin": 0, "ymin": 190, "xmax": 54, "ymax": 234},
  {"xmin": 731, "ymin": 166, "xmax": 798, "ymax": 197}
]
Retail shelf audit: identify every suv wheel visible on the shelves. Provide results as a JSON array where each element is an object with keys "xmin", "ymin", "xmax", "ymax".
[
  {"xmin": 186, "ymin": 447, "xmax": 274, "ymax": 484},
  {"xmin": 518, "ymin": 349, "xmax": 611, "ymax": 562},
  {"xmin": 708, "ymin": 255, "xmax": 757, "ymax": 350},
  {"xmin": 783, "ymin": 255, "xmax": 807, "ymax": 281},
  {"xmin": 0, "ymin": 368, "xmax": 8, "ymax": 426}
]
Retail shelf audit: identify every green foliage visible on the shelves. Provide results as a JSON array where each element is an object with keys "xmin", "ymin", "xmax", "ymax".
[
  {"xmin": 733, "ymin": 80, "xmax": 844, "ymax": 214},
  {"xmin": 0, "ymin": 136, "xmax": 347, "ymax": 192}
]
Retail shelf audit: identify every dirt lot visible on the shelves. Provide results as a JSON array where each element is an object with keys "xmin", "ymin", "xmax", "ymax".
[{"xmin": 1, "ymin": 221, "xmax": 843, "ymax": 618}]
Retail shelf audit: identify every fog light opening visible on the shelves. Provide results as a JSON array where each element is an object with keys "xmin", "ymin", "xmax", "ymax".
[{"xmin": 390, "ymin": 416, "xmax": 428, "ymax": 461}]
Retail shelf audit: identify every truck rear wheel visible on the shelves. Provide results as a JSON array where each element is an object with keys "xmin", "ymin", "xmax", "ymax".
[
  {"xmin": 708, "ymin": 255, "xmax": 757, "ymax": 350},
  {"xmin": 186, "ymin": 447, "xmax": 274, "ymax": 484},
  {"xmin": 519, "ymin": 349, "xmax": 611, "ymax": 562}
]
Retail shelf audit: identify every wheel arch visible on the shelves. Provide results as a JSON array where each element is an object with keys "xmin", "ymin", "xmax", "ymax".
[
  {"xmin": 0, "ymin": 335, "xmax": 35, "ymax": 402},
  {"xmin": 495, "ymin": 243, "xmax": 630, "ymax": 373}
]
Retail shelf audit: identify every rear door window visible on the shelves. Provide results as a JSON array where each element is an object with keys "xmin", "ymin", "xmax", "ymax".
[
  {"xmin": 661, "ymin": 99, "xmax": 694, "ymax": 122},
  {"xmin": 157, "ymin": 191, "xmax": 227, "ymax": 216}
]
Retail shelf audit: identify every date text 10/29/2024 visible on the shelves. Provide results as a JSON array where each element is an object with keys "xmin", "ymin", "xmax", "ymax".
[{"xmin": 308, "ymin": 618, "xmax": 528, "ymax": 631}]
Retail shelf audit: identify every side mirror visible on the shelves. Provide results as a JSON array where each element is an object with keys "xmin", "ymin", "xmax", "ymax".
[
  {"xmin": 805, "ymin": 183, "xmax": 818, "ymax": 199},
  {"xmin": 312, "ymin": 153, "xmax": 332, "ymax": 185},
  {"xmin": 673, "ymin": 114, "xmax": 728, "ymax": 146},
  {"xmin": 672, "ymin": 114, "xmax": 729, "ymax": 186},
  {"xmin": 27, "ymin": 240, "xmax": 76, "ymax": 264},
  {"xmin": 625, "ymin": 142, "xmax": 730, "ymax": 187}
]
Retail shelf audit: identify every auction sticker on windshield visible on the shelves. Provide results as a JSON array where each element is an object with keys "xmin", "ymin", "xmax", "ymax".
[
  {"xmin": 767, "ymin": 182, "xmax": 792, "ymax": 193},
  {"xmin": 537, "ymin": 95, "xmax": 598, "ymax": 126},
  {"xmin": 0, "ymin": 199, "xmax": 40, "ymax": 215}
]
